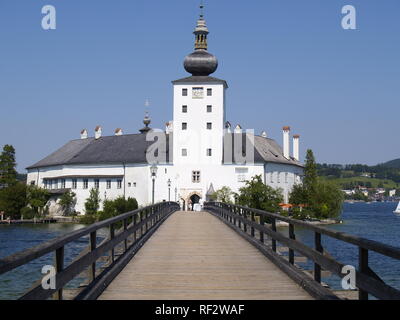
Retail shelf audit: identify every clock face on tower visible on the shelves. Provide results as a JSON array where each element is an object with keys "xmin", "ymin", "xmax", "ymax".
[{"xmin": 192, "ymin": 87, "xmax": 204, "ymax": 99}]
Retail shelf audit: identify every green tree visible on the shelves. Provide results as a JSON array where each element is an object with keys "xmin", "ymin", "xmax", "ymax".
[
  {"xmin": 290, "ymin": 149, "xmax": 344, "ymax": 219},
  {"xmin": 237, "ymin": 175, "xmax": 283, "ymax": 213},
  {"xmin": 310, "ymin": 181, "xmax": 344, "ymax": 218},
  {"xmin": 59, "ymin": 190, "xmax": 77, "ymax": 216},
  {"xmin": 0, "ymin": 145, "xmax": 18, "ymax": 187},
  {"xmin": 303, "ymin": 149, "xmax": 318, "ymax": 198},
  {"xmin": 113, "ymin": 196, "xmax": 138, "ymax": 215},
  {"xmin": 98, "ymin": 197, "xmax": 138, "ymax": 222},
  {"xmin": 26, "ymin": 186, "xmax": 50, "ymax": 216},
  {"xmin": 0, "ymin": 182, "xmax": 27, "ymax": 219},
  {"xmin": 84, "ymin": 188, "xmax": 101, "ymax": 216},
  {"xmin": 213, "ymin": 186, "xmax": 234, "ymax": 203}
]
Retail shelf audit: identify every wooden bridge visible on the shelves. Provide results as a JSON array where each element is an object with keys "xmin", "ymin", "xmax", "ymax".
[{"xmin": 1, "ymin": 202, "xmax": 400, "ymax": 300}]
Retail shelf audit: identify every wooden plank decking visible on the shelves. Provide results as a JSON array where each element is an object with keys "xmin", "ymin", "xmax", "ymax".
[{"xmin": 99, "ymin": 211, "xmax": 313, "ymax": 300}]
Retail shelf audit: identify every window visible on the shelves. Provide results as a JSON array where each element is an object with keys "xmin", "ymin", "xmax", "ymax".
[
  {"xmin": 192, "ymin": 171, "xmax": 201, "ymax": 183},
  {"xmin": 106, "ymin": 180, "xmax": 111, "ymax": 189},
  {"xmin": 133, "ymin": 182, "xmax": 137, "ymax": 187},
  {"xmin": 72, "ymin": 179, "xmax": 77, "ymax": 189},
  {"xmin": 277, "ymin": 172, "xmax": 281, "ymax": 183},
  {"xmin": 235, "ymin": 168, "xmax": 248, "ymax": 182},
  {"xmin": 94, "ymin": 179, "xmax": 100, "ymax": 189},
  {"xmin": 270, "ymin": 173, "xmax": 273, "ymax": 183},
  {"xmin": 182, "ymin": 105, "xmax": 187, "ymax": 113},
  {"xmin": 117, "ymin": 179, "xmax": 122, "ymax": 189},
  {"xmin": 128, "ymin": 182, "xmax": 132, "ymax": 187},
  {"xmin": 83, "ymin": 179, "xmax": 88, "ymax": 189},
  {"xmin": 207, "ymin": 148, "xmax": 212, "ymax": 157},
  {"xmin": 182, "ymin": 149, "xmax": 188, "ymax": 157},
  {"xmin": 207, "ymin": 122, "xmax": 212, "ymax": 130},
  {"xmin": 192, "ymin": 87, "xmax": 204, "ymax": 99},
  {"xmin": 285, "ymin": 173, "xmax": 288, "ymax": 184},
  {"xmin": 182, "ymin": 88, "xmax": 188, "ymax": 96},
  {"xmin": 54, "ymin": 179, "xmax": 58, "ymax": 189},
  {"xmin": 207, "ymin": 105, "xmax": 212, "ymax": 113},
  {"xmin": 207, "ymin": 88, "xmax": 212, "ymax": 96},
  {"xmin": 30, "ymin": 181, "xmax": 35, "ymax": 186},
  {"xmin": 182, "ymin": 122, "xmax": 187, "ymax": 130},
  {"xmin": 43, "ymin": 180, "xmax": 48, "ymax": 189},
  {"xmin": 61, "ymin": 179, "xmax": 66, "ymax": 189}
]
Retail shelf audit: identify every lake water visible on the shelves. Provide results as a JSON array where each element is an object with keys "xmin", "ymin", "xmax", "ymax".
[
  {"xmin": 279, "ymin": 201, "xmax": 400, "ymax": 292},
  {"xmin": 0, "ymin": 202, "xmax": 399, "ymax": 299}
]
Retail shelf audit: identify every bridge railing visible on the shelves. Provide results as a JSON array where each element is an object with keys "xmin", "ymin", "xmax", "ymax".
[
  {"xmin": 204, "ymin": 202, "xmax": 400, "ymax": 300},
  {"xmin": 0, "ymin": 201, "xmax": 180, "ymax": 300}
]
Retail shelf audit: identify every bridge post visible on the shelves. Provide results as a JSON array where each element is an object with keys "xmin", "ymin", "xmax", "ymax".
[
  {"xmin": 123, "ymin": 219, "xmax": 128, "ymax": 252},
  {"xmin": 359, "ymin": 247, "xmax": 369, "ymax": 300},
  {"xmin": 133, "ymin": 213, "xmax": 137, "ymax": 242},
  {"xmin": 251, "ymin": 212, "xmax": 255, "ymax": 238},
  {"xmin": 243, "ymin": 210, "xmax": 248, "ymax": 234},
  {"xmin": 289, "ymin": 224, "xmax": 295, "ymax": 264},
  {"xmin": 54, "ymin": 246, "xmax": 64, "ymax": 300},
  {"xmin": 238, "ymin": 208, "xmax": 242, "ymax": 230},
  {"xmin": 314, "ymin": 232, "xmax": 322, "ymax": 283},
  {"xmin": 110, "ymin": 224, "xmax": 115, "ymax": 263},
  {"xmin": 271, "ymin": 218, "xmax": 277, "ymax": 252},
  {"xmin": 89, "ymin": 231, "xmax": 97, "ymax": 282},
  {"xmin": 260, "ymin": 217, "xmax": 264, "ymax": 244}
]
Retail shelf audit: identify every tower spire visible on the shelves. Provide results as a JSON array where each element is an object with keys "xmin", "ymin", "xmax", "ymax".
[
  {"xmin": 183, "ymin": 2, "xmax": 218, "ymax": 76},
  {"xmin": 194, "ymin": 1, "xmax": 209, "ymax": 50}
]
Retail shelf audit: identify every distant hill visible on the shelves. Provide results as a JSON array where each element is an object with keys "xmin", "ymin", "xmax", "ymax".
[{"xmin": 380, "ymin": 159, "xmax": 400, "ymax": 169}]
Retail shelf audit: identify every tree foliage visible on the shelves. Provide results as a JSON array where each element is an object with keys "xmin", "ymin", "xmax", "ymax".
[
  {"xmin": 0, "ymin": 182, "xmax": 27, "ymax": 219},
  {"xmin": 213, "ymin": 186, "xmax": 234, "ymax": 203},
  {"xmin": 237, "ymin": 175, "xmax": 283, "ymax": 213},
  {"xmin": 59, "ymin": 190, "xmax": 77, "ymax": 216},
  {"xmin": 98, "ymin": 197, "xmax": 138, "ymax": 222},
  {"xmin": 290, "ymin": 149, "xmax": 344, "ymax": 219},
  {"xmin": 26, "ymin": 185, "xmax": 50, "ymax": 215},
  {"xmin": 84, "ymin": 188, "xmax": 101, "ymax": 216},
  {"xmin": 0, "ymin": 145, "xmax": 18, "ymax": 187}
]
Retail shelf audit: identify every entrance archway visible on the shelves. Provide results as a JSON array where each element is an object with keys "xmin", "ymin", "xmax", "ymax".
[
  {"xmin": 186, "ymin": 192, "xmax": 202, "ymax": 211},
  {"xmin": 190, "ymin": 194, "xmax": 200, "ymax": 205}
]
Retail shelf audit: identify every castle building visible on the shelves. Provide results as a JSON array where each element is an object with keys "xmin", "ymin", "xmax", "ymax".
[{"xmin": 26, "ymin": 8, "xmax": 303, "ymax": 215}]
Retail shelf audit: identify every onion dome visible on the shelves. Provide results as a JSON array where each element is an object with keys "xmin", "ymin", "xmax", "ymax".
[{"xmin": 183, "ymin": 3, "xmax": 218, "ymax": 76}]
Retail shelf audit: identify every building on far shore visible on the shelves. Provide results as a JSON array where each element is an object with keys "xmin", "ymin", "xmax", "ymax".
[{"xmin": 26, "ymin": 7, "xmax": 304, "ymax": 216}]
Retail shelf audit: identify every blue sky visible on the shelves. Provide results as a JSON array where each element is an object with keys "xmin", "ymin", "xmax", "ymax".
[{"xmin": 0, "ymin": 0, "xmax": 399, "ymax": 171}]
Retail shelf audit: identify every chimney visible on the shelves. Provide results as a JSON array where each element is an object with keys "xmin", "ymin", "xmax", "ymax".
[
  {"xmin": 261, "ymin": 131, "xmax": 267, "ymax": 138},
  {"xmin": 115, "ymin": 128, "xmax": 123, "ymax": 136},
  {"xmin": 165, "ymin": 121, "xmax": 173, "ymax": 134},
  {"xmin": 80, "ymin": 129, "xmax": 88, "ymax": 139},
  {"xmin": 95, "ymin": 126, "xmax": 102, "ymax": 139},
  {"xmin": 282, "ymin": 126, "xmax": 290, "ymax": 159},
  {"xmin": 225, "ymin": 121, "xmax": 232, "ymax": 133},
  {"xmin": 293, "ymin": 134, "xmax": 300, "ymax": 161},
  {"xmin": 234, "ymin": 124, "xmax": 242, "ymax": 134}
]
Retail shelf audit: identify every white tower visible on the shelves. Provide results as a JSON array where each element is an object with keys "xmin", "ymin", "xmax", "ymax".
[{"xmin": 172, "ymin": 4, "xmax": 227, "ymax": 166}]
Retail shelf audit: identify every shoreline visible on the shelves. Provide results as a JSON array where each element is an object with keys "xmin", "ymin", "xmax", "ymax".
[
  {"xmin": 0, "ymin": 217, "xmax": 80, "ymax": 225},
  {"xmin": 276, "ymin": 218, "xmax": 342, "ymax": 227}
]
